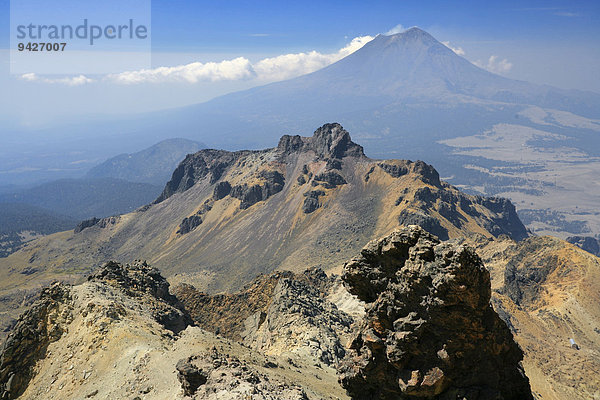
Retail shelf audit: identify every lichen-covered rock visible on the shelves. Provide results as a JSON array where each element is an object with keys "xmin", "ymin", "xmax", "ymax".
[
  {"xmin": 338, "ymin": 226, "xmax": 533, "ymax": 400},
  {"xmin": 0, "ymin": 283, "xmax": 73, "ymax": 399}
]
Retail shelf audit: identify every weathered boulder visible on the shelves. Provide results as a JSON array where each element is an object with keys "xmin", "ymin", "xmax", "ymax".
[{"xmin": 338, "ymin": 226, "xmax": 532, "ymax": 400}]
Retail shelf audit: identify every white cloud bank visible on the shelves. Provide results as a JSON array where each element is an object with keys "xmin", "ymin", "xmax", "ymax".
[
  {"xmin": 109, "ymin": 35, "xmax": 374, "ymax": 85},
  {"xmin": 109, "ymin": 57, "xmax": 255, "ymax": 84},
  {"xmin": 20, "ymin": 73, "xmax": 94, "ymax": 86},
  {"xmin": 441, "ymin": 41, "xmax": 465, "ymax": 56},
  {"xmin": 475, "ymin": 55, "xmax": 513, "ymax": 74}
]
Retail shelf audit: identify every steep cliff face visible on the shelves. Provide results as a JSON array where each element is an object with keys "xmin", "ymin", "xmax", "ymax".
[
  {"xmin": 338, "ymin": 226, "xmax": 532, "ymax": 400},
  {"xmin": 154, "ymin": 149, "xmax": 246, "ymax": 204}
]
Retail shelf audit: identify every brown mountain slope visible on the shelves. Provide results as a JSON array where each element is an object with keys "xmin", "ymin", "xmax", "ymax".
[
  {"xmin": 0, "ymin": 124, "xmax": 527, "ymax": 299},
  {"xmin": 470, "ymin": 235, "xmax": 600, "ymax": 400}
]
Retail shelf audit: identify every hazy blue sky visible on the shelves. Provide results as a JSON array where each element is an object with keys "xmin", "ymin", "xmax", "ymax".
[{"xmin": 0, "ymin": 0, "xmax": 599, "ymax": 127}]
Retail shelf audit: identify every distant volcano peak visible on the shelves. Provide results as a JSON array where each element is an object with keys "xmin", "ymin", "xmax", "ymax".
[{"xmin": 376, "ymin": 26, "xmax": 439, "ymax": 47}]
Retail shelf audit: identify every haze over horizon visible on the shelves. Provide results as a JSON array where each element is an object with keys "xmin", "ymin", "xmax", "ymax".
[{"xmin": 0, "ymin": 0, "xmax": 598, "ymax": 127}]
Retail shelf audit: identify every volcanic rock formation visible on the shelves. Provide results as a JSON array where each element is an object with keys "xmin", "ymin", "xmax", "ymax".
[{"xmin": 338, "ymin": 226, "xmax": 533, "ymax": 399}]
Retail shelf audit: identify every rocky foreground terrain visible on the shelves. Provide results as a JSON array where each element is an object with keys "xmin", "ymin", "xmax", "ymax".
[
  {"xmin": 0, "ymin": 125, "xmax": 598, "ymax": 399},
  {"xmin": 1, "ymin": 226, "xmax": 537, "ymax": 400}
]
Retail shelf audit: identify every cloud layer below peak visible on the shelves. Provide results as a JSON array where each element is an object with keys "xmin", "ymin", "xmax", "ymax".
[{"xmin": 109, "ymin": 35, "xmax": 374, "ymax": 85}]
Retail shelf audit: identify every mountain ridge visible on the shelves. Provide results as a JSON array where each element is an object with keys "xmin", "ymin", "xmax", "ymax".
[
  {"xmin": 0, "ymin": 123, "xmax": 528, "ymax": 300},
  {"xmin": 86, "ymin": 138, "xmax": 205, "ymax": 186}
]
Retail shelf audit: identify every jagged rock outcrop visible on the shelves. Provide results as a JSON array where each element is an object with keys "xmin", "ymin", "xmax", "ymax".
[
  {"xmin": 177, "ymin": 215, "xmax": 203, "ymax": 235},
  {"xmin": 176, "ymin": 348, "xmax": 309, "ymax": 399},
  {"xmin": 230, "ymin": 170, "xmax": 285, "ymax": 209},
  {"xmin": 277, "ymin": 123, "xmax": 365, "ymax": 160},
  {"xmin": 177, "ymin": 200, "xmax": 213, "ymax": 235},
  {"xmin": 74, "ymin": 216, "xmax": 120, "ymax": 233},
  {"xmin": 212, "ymin": 180, "xmax": 232, "ymax": 200},
  {"xmin": 566, "ymin": 235, "xmax": 600, "ymax": 256},
  {"xmin": 154, "ymin": 149, "xmax": 245, "ymax": 203},
  {"xmin": 302, "ymin": 190, "xmax": 325, "ymax": 214},
  {"xmin": 338, "ymin": 226, "xmax": 532, "ymax": 400},
  {"xmin": 312, "ymin": 171, "xmax": 347, "ymax": 189},
  {"xmin": 0, "ymin": 283, "xmax": 73, "ymax": 399},
  {"xmin": 379, "ymin": 161, "xmax": 441, "ymax": 186},
  {"xmin": 74, "ymin": 217, "xmax": 100, "ymax": 233},
  {"xmin": 242, "ymin": 271, "xmax": 353, "ymax": 366},
  {"xmin": 88, "ymin": 261, "xmax": 191, "ymax": 333}
]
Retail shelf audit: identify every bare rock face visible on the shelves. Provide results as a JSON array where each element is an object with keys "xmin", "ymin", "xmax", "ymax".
[
  {"xmin": 277, "ymin": 123, "xmax": 365, "ymax": 160},
  {"xmin": 230, "ymin": 170, "xmax": 285, "ymax": 209},
  {"xmin": 242, "ymin": 270, "xmax": 353, "ymax": 366},
  {"xmin": 338, "ymin": 226, "xmax": 532, "ymax": 400},
  {"xmin": 154, "ymin": 149, "xmax": 243, "ymax": 203},
  {"xmin": 302, "ymin": 190, "xmax": 325, "ymax": 214},
  {"xmin": 0, "ymin": 283, "xmax": 73, "ymax": 399}
]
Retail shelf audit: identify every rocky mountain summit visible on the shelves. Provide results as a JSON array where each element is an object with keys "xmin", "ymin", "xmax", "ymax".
[{"xmin": 0, "ymin": 123, "xmax": 528, "ymax": 301}]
